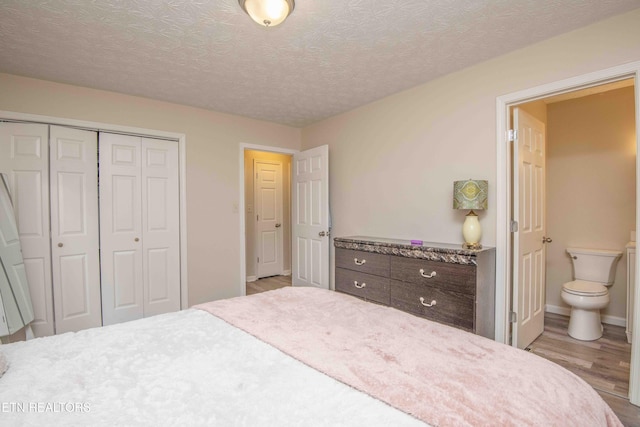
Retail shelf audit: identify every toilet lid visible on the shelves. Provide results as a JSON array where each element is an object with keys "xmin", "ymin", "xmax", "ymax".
[{"xmin": 563, "ymin": 280, "xmax": 608, "ymax": 296}]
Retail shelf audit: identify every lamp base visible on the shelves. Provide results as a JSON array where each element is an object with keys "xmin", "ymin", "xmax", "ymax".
[
  {"xmin": 462, "ymin": 210, "xmax": 482, "ymax": 250},
  {"xmin": 462, "ymin": 242, "xmax": 483, "ymax": 250}
]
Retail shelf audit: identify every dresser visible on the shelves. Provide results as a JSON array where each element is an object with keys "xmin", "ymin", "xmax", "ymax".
[{"xmin": 334, "ymin": 236, "xmax": 496, "ymax": 339}]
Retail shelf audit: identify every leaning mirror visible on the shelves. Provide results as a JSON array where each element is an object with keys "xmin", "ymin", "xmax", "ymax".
[{"xmin": 0, "ymin": 173, "xmax": 34, "ymax": 337}]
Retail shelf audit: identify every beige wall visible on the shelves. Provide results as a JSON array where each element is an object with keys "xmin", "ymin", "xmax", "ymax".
[
  {"xmin": 0, "ymin": 73, "xmax": 301, "ymax": 306},
  {"xmin": 302, "ymin": 9, "xmax": 640, "ymax": 289},
  {"xmin": 546, "ymin": 87, "xmax": 636, "ymax": 320},
  {"xmin": 1, "ymin": 8, "xmax": 639, "ymax": 308},
  {"xmin": 244, "ymin": 150, "xmax": 292, "ymax": 278}
]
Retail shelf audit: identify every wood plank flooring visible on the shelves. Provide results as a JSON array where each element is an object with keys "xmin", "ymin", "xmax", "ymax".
[
  {"xmin": 246, "ymin": 275, "xmax": 291, "ymax": 295},
  {"xmin": 527, "ymin": 312, "xmax": 640, "ymax": 426}
]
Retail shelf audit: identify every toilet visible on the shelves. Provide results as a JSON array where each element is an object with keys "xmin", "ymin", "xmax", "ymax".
[{"xmin": 561, "ymin": 247, "xmax": 622, "ymax": 341}]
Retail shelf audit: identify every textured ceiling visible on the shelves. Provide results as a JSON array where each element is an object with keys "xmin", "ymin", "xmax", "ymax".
[{"xmin": 0, "ymin": 1, "xmax": 639, "ymax": 127}]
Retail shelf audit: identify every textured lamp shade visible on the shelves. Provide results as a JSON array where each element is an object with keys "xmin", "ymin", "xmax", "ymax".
[
  {"xmin": 239, "ymin": 0, "xmax": 295, "ymax": 27},
  {"xmin": 453, "ymin": 180, "xmax": 488, "ymax": 250},
  {"xmin": 453, "ymin": 180, "xmax": 488, "ymax": 210}
]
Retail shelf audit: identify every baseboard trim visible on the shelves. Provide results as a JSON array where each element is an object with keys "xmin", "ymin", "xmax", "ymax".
[
  {"xmin": 545, "ymin": 304, "xmax": 626, "ymax": 327},
  {"xmin": 283, "ymin": 270, "xmax": 291, "ymax": 276},
  {"xmin": 246, "ymin": 275, "xmax": 257, "ymax": 282}
]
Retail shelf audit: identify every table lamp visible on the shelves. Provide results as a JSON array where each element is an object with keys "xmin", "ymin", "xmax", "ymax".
[{"xmin": 453, "ymin": 179, "xmax": 488, "ymax": 249}]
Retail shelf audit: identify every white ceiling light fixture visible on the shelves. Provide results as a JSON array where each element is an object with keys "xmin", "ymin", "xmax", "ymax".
[{"xmin": 238, "ymin": 0, "xmax": 295, "ymax": 27}]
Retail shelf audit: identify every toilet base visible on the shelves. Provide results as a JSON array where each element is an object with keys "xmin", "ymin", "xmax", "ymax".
[{"xmin": 567, "ymin": 307, "xmax": 604, "ymax": 341}]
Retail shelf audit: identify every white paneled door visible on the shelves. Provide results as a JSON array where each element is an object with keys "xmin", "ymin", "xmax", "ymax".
[
  {"xmin": 255, "ymin": 160, "xmax": 283, "ymax": 278},
  {"xmin": 292, "ymin": 145, "xmax": 329, "ymax": 289},
  {"xmin": 49, "ymin": 126, "xmax": 101, "ymax": 334},
  {"xmin": 141, "ymin": 137, "xmax": 180, "ymax": 317},
  {"xmin": 100, "ymin": 133, "xmax": 180, "ymax": 325},
  {"xmin": 1, "ymin": 124, "xmax": 100, "ymax": 336},
  {"xmin": 0, "ymin": 123, "xmax": 54, "ymax": 337},
  {"xmin": 512, "ymin": 108, "xmax": 547, "ymax": 349},
  {"xmin": 99, "ymin": 133, "xmax": 143, "ymax": 325},
  {"xmin": 1, "ymin": 122, "xmax": 182, "ymax": 336}
]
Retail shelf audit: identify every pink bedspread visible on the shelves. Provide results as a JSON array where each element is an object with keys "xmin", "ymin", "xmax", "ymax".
[{"xmin": 195, "ymin": 287, "xmax": 622, "ymax": 427}]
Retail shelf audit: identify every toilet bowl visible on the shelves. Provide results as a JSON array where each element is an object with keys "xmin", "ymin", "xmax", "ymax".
[{"xmin": 561, "ymin": 248, "xmax": 622, "ymax": 341}]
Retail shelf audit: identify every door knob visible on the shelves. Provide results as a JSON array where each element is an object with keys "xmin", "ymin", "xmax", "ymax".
[
  {"xmin": 275, "ymin": 223, "xmax": 281, "ymax": 228},
  {"xmin": 319, "ymin": 231, "xmax": 327, "ymax": 237},
  {"xmin": 134, "ymin": 237, "xmax": 140, "ymax": 242},
  {"xmin": 542, "ymin": 237, "xmax": 552, "ymax": 243},
  {"xmin": 58, "ymin": 243, "xmax": 63, "ymax": 247}
]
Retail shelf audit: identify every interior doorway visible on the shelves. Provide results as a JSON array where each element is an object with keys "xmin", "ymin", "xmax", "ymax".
[
  {"xmin": 512, "ymin": 79, "xmax": 636, "ymax": 350},
  {"xmin": 510, "ymin": 81, "xmax": 636, "ymax": 410},
  {"xmin": 238, "ymin": 143, "xmax": 331, "ymax": 297},
  {"xmin": 243, "ymin": 149, "xmax": 293, "ymax": 287},
  {"xmin": 496, "ymin": 60, "xmax": 640, "ymax": 404}
]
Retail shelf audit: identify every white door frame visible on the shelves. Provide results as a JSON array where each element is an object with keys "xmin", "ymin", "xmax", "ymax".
[
  {"xmin": 239, "ymin": 143, "xmax": 298, "ymax": 296},
  {"xmin": 0, "ymin": 110, "xmax": 189, "ymax": 311},
  {"xmin": 496, "ymin": 60, "xmax": 640, "ymax": 403}
]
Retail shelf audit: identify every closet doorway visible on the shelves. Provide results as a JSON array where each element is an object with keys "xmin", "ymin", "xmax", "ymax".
[{"xmin": 0, "ymin": 111, "xmax": 188, "ymax": 339}]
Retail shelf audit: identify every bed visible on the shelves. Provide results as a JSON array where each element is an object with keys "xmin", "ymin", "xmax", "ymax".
[{"xmin": 0, "ymin": 287, "xmax": 622, "ymax": 426}]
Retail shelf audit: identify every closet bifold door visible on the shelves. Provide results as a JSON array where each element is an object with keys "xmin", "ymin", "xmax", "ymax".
[
  {"xmin": 49, "ymin": 126, "xmax": 101, "ymax": 334},
  {"xmin": 141, "ymin": 137, "xmax": 180, "ymax": 317},
  {"xmin": 99, "ymin": 133, "xmax": 180, "ymax": 326},
  {"xmin": 99, "ymin": 133, "xmax": 144, "ymax": 325},
  {"xmin": 0, "ymin": 123, "xmax": 54, "ymax": 337}
]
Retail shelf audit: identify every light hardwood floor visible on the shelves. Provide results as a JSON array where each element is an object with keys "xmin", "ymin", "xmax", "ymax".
[
  {"xmin": 246, "ymin": 275, "xmax": 292, "ymax": 295},
  {"xmin": 527, "ymin": 312, "xmax": 640, "ymax": 426}
]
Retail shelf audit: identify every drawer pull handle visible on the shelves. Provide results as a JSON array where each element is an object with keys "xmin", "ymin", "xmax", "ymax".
[
  {"xmin": 419, "ymin": 269, "xmax": 436, "ymax": 278},
  {"xmin": 419, "ymin": 297, "xmax": 437, "ymax": 307},
  {"xmin": 354, "ymin": 258, "xmax": 366, "ymax": 266},
  {"xmin": 354, "ymin": 281, "xmax": 366, "ymax": 289}
]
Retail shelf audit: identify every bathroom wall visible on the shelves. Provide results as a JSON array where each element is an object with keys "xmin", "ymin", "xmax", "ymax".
[
  {"xmin": 546, "ymin": 86, "xmax": 637, "ymax": 323},
  {"xmin": 518, "ymin": 100, "xmax": 548, "ymax": 124},
  {"xmin": 244, "ymin": 150, "xmax": 292, "ymax": 280}
]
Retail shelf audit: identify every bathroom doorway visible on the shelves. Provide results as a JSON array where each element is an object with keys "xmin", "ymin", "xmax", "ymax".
[
  {"xmin": 512, "ymin": 79, "xmax": 636, "ymax": 348},
  {"xmin": 510, "ymin": 79, "xmax": 637, "ymax": 402}
]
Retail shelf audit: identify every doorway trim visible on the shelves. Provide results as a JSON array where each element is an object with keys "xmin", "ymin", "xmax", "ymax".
[
  {"xmin": 496, "ymin": 60, "xmax": 640, "ymax": 403},
  {"xmin": 238, "ymin": 143, "xmax": 298, "ymax": 297}
]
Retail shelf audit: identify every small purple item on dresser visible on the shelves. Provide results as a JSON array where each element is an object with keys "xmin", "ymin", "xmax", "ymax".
[{"xmin": 410, "ymin": 240, "xmax": 423, "ymax": 245}]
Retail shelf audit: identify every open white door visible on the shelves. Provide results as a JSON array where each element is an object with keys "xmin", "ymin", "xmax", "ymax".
[
  {"xmin": 292, "ymin": 145, "xmax": 329, "ymax": 289},
  {"xmin": 512, "ymin": 108, "xmax": 547, "ymax": 349}
]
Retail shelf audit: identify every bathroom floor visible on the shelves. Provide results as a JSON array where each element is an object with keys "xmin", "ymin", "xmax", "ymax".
[{"xmin": 527, "ymin": 312, "xmax": 640, "ymax": 426}]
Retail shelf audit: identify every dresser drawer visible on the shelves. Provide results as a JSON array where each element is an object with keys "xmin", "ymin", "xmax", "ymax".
[
  {"xmin": 389, "ymin": 256, "xmax": 475, "ymax": 295},
  {"xmin": 335, "ymin": 268, "xmax": 390, "ymax": 305},
  {"xmin": 335, "ymin": 248, "xmax": 390, "ymax": 277},
  {"xmin": 390, "ymin": 280, "xmax": 474, "ymax": 331}
]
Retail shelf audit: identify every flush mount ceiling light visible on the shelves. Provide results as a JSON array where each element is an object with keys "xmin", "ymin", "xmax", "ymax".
[{"xmin": 238, "ymin": 0, "xmax": 295, "ymax": 27}]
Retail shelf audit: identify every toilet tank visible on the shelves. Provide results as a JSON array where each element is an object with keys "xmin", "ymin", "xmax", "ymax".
[{"xmin": 566, "ymin": 247, "xmax": 623, "ymax": 285}]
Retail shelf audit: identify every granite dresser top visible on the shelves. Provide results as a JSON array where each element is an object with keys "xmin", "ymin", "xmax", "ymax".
[{"xmin": 333, "ymin": 236, "xmax": 495, "ymax": 266}]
